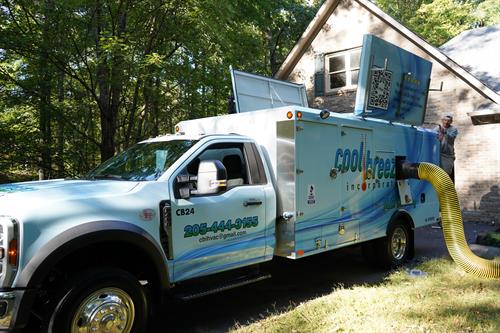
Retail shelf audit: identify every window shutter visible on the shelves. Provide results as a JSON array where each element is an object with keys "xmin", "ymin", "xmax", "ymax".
[{"xmin": 314, "ymin": 54, "xmax": 325, "ymax": 97}]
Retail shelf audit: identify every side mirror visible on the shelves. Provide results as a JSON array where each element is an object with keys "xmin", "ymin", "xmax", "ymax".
[
  {"xmin": 194, "ymin": 160, "xmax": 227, "ymax": 195},
  {"xmin": 176, "ymin": 173, "xmax": 190, "ymax": 184},
  {"xmin": 176, "ymin": 171, "xmax": 191, "ymax": 199}
]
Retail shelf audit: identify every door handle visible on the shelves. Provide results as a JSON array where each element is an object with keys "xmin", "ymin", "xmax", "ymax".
[{"xmin": 243, "ymin": 199, "xmax": 262, "ymax": 207}]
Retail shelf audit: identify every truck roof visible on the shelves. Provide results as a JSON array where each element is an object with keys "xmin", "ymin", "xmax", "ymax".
[
  {"xmin": 175, "ymin": 106, "xmax": 435, "ymax": 133},
  {"xmin": 143, "ymin": 107, "xmax": 436, "ymax": 145},
  {"xmin": 140, "ymin": 133, "xmax": 248, "ymax": 144}
]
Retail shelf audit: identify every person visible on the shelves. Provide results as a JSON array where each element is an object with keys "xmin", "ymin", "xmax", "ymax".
[{"xmin": 435, "ymin": 113, "xmax": 458, "ymax": 182}]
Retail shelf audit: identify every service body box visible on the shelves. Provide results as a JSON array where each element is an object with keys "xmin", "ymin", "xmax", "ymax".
[{"xmin": 177, "ymin": 107, "xmax": 440, "ymax": 258}]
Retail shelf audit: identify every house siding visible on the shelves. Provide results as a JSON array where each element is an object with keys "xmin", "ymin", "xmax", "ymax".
[{"xmin": 286, "ymin": 0, "xmax": 500, "ymax": 223}]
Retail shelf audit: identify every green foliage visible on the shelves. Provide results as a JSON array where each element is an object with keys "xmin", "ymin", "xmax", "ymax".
[
  {"xmin": 1, "ymin": 0, "xmax": 496, "ymax": 180},
  {"xmin": 474, "ymin": 0, "xmax": 500, "ymax": 25},
  {"xmin": 0, "ymin": 0, "xmax": 317, "ymax": 181},
  {"xmin": 0, "ymin": 105, "xmax": 39, "ymax": 182},
  {"xmin": 480, "ymin": 232, "xmax": 500, "ymax": 247},
  {"xmin": 376, "ymin": 0, "xmax": 432, "ymax": 23},
  {"xmin": 376, "ymin": 0, "xmax": 499, "ymax": 46},
  {"xmin": 408, "ymin": 0, "xmax": 476, "ymax": 46}
]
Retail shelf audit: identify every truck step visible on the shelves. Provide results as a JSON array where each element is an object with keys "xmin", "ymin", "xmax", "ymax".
[{"xmin": 175, "ymin": 273, "xmax": 271, "ymax": 301}]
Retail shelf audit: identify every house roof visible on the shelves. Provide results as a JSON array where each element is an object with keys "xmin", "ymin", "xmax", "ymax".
[
  {"xmin": 275, "ymin": 0, "xmax": 500, "ymax": 109},
  {"xmin": 440, "ymin": 25, "xmax": 500, "ymax": 94}
]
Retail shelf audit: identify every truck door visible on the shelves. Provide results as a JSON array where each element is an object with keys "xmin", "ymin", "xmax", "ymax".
[
  {"xmin": 168, "ymin": 141, "xmax": 271, "ymax": 282},
  {"xmin": 330, "ymin": 126, "xmax": 373, "ymax": 246},
  {"xmin": 294, "ymin": 120, "xmax": 342, "ymax": 253}
]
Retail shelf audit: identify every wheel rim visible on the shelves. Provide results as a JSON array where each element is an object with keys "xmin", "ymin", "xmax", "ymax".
[
  {"xmin": 390, "ymin": 226, "xmax": 407, "ymax": 260},
  {"xmin": 70, "ymin": 287, "xmax": 135, "ymax": 333}
]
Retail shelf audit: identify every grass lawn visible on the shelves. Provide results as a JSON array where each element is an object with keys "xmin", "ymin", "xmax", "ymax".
[{"xmin": 232, "ymin": 258, "xmax": 500, "ymax": 333}]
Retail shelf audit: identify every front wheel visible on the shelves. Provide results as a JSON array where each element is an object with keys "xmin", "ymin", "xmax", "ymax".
[
  {"xmin": 43, "ymin": 267, "xmax": 149, "ymax": 333},
  {"xmin": 375, "ymin": 220, "xmax": 413, "ymax": 269}
]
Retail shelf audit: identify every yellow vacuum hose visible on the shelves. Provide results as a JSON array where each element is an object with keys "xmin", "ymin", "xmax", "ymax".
[{"xmin": 417, "ymin": 162, "xmax": 499, "ymax": 278}]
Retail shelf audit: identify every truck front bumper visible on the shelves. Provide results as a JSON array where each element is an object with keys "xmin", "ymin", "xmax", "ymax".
[
  {"xmin": 0, "ymin": 291, "xmax": 15, "ymax": 329},
  {"xmin": 0, "ymin": 289, "xmax": 36, "ymax": 332}
]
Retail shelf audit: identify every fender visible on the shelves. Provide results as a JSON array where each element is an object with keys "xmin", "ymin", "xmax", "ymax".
[
  {"xmin": 387, "ymin": 209, "xmax": 415, "ymax": 233},
  {"xmin": 17, "ymin": 220, "xmax": 170, "ymax": 289},
  {"xmin": 8, "ymin": 221, "xmax": 169, "ymax": 330}
]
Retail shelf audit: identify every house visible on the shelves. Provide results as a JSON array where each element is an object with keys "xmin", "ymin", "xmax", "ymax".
[{"xmin": 275, "ymin": 0, "xmax": 500, "ymax": 223}]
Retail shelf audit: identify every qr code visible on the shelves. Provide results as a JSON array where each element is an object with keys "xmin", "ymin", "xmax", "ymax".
[{"xmin": 368, "ymin": 70, "xmax": 392, "ymax": 110}]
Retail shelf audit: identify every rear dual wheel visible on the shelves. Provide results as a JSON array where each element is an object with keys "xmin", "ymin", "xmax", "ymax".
[{"xmin": 363, "ymin": 220, "xmax": 413, "ymax": 269}]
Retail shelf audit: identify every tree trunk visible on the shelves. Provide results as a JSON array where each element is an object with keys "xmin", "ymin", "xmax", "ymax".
[
  {"xmin": 56, "ymin": 70, "xmax": 65, "ymax": 177},
  {"xmin": 95, "ymin": 1, "xmax": 128, "ymax": 161},
  {"xmin": 152, "ymin": 76, "xmax": 160, "ymax": 137},
  {"xmin": 95, "ymin": 1, "xmax": 113, "ymax": 161},
  {"xmin": 38, "ymin": 0, "xmax": 55, "ymax": 179},
  {"xmin": 124, "ymin": 77, "xmax": 142, "ymax": 148},
  {"xmin": 108, "ymin": 5, "xmax": 127, "ymax": 153}
]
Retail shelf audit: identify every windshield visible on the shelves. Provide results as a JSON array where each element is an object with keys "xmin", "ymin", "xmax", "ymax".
[{"xmin": 87, "ymin": 140, "xmax": 197, "ymax": 181}]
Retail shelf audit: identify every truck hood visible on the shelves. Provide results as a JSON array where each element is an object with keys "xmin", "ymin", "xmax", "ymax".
[{"xmin": 0, "ymin": 179, "xmax": 140, "ymax": 218}]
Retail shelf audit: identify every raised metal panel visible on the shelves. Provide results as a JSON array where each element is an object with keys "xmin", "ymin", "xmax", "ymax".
[
  {"xmin": 354, "ymin": 34, "xmax": 432, "ymax": 126},
  {"xmin": 231, "ymin": 69, "xmax": 308, "ymax": 113}
]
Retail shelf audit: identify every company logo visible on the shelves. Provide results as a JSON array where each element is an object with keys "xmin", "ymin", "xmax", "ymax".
[{"xmin": 334, "ymin": 139, "xmax": 395, "ymax": 192}]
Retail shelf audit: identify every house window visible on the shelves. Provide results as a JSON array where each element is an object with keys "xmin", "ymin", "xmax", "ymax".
[{"xmin": 325, "ymin": 48, "xmax": 361, "ymax": 91}]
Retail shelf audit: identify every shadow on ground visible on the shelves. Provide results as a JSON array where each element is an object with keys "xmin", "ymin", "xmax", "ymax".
[
  {"xmin": 156, "ymin": 247, "xmax": 387, "ymax": 333},
  {"xmin": 153, "ymin": 222, "xmax": 497, "ymax": 333}
]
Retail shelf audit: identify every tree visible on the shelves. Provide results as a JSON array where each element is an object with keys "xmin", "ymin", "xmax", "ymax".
[
  {"xmin": 245, "ymin": 0, "xmax": 319, "ymax": 75},
  {"xmin": 0, "ymin": 0, "xmax": 316, "ymax": 181},
  {"xmin": 474, "ymin": 0, "xmax": 500, "ymax": 26},
  {"xmin": 375, "ymin": 0, "xmax": 431, "ymax": 24},
  {"xmin": 408, "ymin": 0, "xmax": 476, "ymax": 46},
  {"xmin": 375, "ymin": 0, "xmax": 499, "ymax": 46}
]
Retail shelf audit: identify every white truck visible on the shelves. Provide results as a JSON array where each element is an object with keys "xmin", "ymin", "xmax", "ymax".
[
  {"xmin": 0, "ymin": 106, "xmax": 440, "ymax": 332},
  {"xmin": 0, "ymin": 35, "xmax": 442, "ymax": 332}
]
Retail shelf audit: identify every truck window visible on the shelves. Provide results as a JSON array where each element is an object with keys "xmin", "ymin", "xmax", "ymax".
[
  {"xmin": 181, "ymin": 142, "xmax": 268, "ymax": 196},
  {"xmin": 187, "ymin": 143, "xmax": 249, "ymax": 189},
  {"xmin": 87, "ymin": 140, "xmax": 197, "ymax": 181},
  {"xmin": 244, "ymin": 142, "xmax": 267, "ymax": 185}
]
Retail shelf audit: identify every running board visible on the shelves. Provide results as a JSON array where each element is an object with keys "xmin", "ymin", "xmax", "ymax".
[{"xmin": 175, "ymin": 273, "xmax": 271, "ymax": 301}]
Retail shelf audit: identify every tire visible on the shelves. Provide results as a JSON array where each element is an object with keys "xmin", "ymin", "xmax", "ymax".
[
  {"xmin": 42, "ymin": 267, "xmax": 149, "ymax": 333},
  {"xmin": 375, "ymin": 220, "xmax": 413, "ymax": 269}
]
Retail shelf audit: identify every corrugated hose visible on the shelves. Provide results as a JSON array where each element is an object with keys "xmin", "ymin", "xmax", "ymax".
[{"xmin": 401, "ymin": 162, "xmax": 500, "ymax": 278}]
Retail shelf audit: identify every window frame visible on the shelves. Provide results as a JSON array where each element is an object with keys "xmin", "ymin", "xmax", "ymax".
[
  {"xmin": 173, "ymin": 140, "xmax": 268, "ymax": 199},
  {"xmin": 325, "ymin": 47, "xmax": 362, "ymax": 93}
]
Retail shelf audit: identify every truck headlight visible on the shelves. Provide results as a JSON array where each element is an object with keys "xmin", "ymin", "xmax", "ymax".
[{"xmin": 0, "ymin": 217, "xmax": 19, "ymax": 287}]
